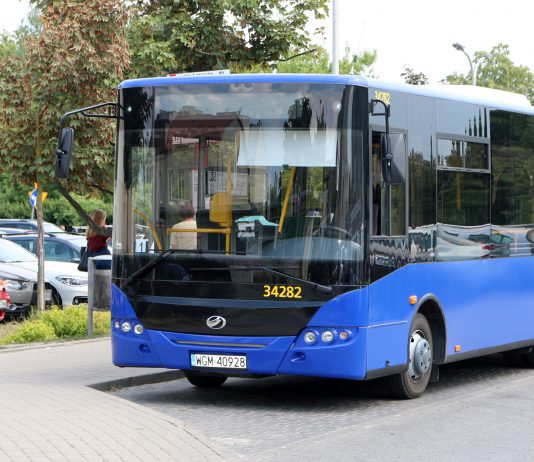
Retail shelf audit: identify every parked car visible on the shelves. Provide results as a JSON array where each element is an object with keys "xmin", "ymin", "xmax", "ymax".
[
  {"xmin": 0, "ymin": 266, "xmax": 52, "ymax": 317},
  {"xmin": 0, "ymin": 219, "xmax": 65, "ymax": 234},
  {"xmin": 4, "ymin": 233, "xmax": 87, "ymax": 264},
  {"xmin": 0, "ymin": 239, "xmax": 87, "ymax": 307}
]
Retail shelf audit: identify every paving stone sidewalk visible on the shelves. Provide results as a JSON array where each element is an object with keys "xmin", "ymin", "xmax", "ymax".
[{"xmin": 0, "ymin": 338, "xmax": 234, "ymax": 462}]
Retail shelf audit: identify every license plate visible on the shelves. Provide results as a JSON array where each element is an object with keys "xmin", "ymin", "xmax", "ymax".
[
  {"xmin": 191, "ymin": 353, "xmax": 247, "ymax": 370},
  {"xmin": 45, "ymin": 290, "xmax": 52, "ymax": 302}
]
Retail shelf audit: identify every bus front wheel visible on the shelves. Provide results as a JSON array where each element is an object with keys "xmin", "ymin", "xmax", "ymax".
[
  {"xmin": 184, "ymin": 371, "xmax": 228, "ymax": 388},
  {"xmin": 388, "ymin": 313, "xmax": 433, "ymax": 399}
]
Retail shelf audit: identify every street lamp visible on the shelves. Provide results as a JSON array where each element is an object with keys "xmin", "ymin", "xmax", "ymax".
[{"xmin": 452, "ymin": 42, "xmax": 489, "ymax": 86}]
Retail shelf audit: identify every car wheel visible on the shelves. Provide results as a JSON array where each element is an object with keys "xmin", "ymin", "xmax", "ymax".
[
  {"xmin": 51, "ymin": 288, "xmax": 63, "ymax": 307},
  {"xmin": 388, "ymin": 313, "xmax": 433, "ymax": 399},
  {"xmin": 184, "ymin": 371, "xmax": 228, "ymax": 388}
]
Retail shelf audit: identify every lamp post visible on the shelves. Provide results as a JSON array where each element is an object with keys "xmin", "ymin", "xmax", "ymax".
[
  {"xmin": 452, "ymin": 42, "xmax": 489, "ymax": 86},
  {"xmin": 332, "ymin": 0, "xmax": 339, "ymax": 74}
]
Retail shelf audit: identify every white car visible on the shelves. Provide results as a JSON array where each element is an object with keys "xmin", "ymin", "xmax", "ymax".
[{"xmin": 0, "ymin": 239, "xmax": 87, "ymax": 306}]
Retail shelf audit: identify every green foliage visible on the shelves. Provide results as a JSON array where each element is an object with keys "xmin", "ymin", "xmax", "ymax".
[
  {"xmin": 0, "ymin": 172, "xmax": 112, "ymax": 229},
  {"xmin": 273, "ymin": 46, "xmax": 377, "ymax": 76},
  {"xmin": 127, "ymin": 0, "xmax": 329, "ymax": 77},
  {"xmin": 40, "ymin": 306, "xmax": 87, "ymax": 338},
  {"xmin": 45, "ymin": 194, "xmax": 113, "ymax": 229},
  {"xmin": 0, "ymin": 0, "xmax": 130, "ymax": 194},
  {"xmin": 0, "ymin": 8, "xmax": 41, "ymax": 60},
  {"xmin": 443, "ymin": 44, "xmax": 534, "ymax": 104},
  {"xmin": 401, "ymin": 66, "xmax": 429, "ymax": 85},
  {"xmin": 0, "ymin": 306, "xmax": 111, "ymax": 344},
  {"xmin": 0, "ymin": 319, "xmax": 56, "ymax": 343}
]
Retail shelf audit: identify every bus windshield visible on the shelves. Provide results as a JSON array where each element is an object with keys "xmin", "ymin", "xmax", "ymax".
[{"xmin": 115, "ymin": 82, "xmax": 364, "ymax": 288}]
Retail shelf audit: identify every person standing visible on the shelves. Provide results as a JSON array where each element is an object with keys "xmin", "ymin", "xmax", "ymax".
[{"xmin": 78, "ymin": 209, "xmax": 111, "ymax": 271}]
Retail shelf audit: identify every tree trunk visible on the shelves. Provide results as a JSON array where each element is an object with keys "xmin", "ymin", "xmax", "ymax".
[{"xmin": 35, "ymin": 184, "xmax": 46, "ymax": 311}]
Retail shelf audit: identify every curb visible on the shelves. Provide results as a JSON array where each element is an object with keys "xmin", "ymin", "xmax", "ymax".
[
  {"xmin": 0, "ymin": 336, "xmax": 109, "ymax": 353},
  {"xmin": 91, "ymin": 370, "xmax": 185, "ymax": 392}
]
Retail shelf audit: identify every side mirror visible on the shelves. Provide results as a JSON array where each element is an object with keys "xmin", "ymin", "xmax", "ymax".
[
  {"xmin": 381, "ymin": 133, "xmax": 406, "ymax": 185},
  {"xmin": 55, "ymin": 127, "xmax": 74, "ymax": 179}
]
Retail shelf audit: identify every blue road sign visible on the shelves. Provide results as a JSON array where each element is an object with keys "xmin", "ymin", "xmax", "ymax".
[{"xmin": 29, "ymin": 189, "xmax": 37, "ymax": 208}]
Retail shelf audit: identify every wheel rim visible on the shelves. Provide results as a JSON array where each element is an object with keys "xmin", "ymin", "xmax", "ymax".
[{"xmin": 408, "ymin": 329, "xmax": 431, "ymax": 383}]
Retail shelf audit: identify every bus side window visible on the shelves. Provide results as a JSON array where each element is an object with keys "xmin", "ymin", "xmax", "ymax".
[{"xmin": 372, "ymin": 131, "xmax": 406, "ymax": 236}]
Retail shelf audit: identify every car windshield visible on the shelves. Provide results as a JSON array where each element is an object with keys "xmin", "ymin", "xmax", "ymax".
[{"xmin": 0, "ymin": 239, "xmax": 38, "ymax": 263}]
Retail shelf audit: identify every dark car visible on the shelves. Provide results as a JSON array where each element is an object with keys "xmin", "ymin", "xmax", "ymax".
[{"xmin": 4, "ymin": 233, "xmax": 86, "ymax": 264}]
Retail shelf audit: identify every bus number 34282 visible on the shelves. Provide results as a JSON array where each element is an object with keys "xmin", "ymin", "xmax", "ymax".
[{"xmin": 263, "ymin": 285, "xmax": 302, "ymax": 299}]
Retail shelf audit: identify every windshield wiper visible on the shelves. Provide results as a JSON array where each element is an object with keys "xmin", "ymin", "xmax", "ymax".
[
  {"xmin": 193, "ymin": 266, "xmax": 333, "ymax": 295},
  {"xmin": 122, "ymin": 249, "xmax": 177, "ymax": 289}
]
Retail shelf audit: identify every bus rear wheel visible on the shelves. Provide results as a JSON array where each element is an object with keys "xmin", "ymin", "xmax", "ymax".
[
  {"xmin": 184, "ymin": 371, "xmax": 228, "ymax": 388},
  {"xmin": 388, "ymin": 313, "xmax": 433, "ymax": 399}
]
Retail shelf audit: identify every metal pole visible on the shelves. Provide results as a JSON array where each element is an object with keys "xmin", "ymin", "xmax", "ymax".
[
  {"xmin": 460, "ymin": 49, "xmax": 476, "ymax": 85},
  {"xmin": 87, "ymin": 257, "xmax": 94, "ymax": 336},
  {"xmin": 452, "ymin": 43, "xmax": 476, "ymax": 86},
  {"xmin": 332, "ymin": 0, "xmax": 339, "ymax": 74}
]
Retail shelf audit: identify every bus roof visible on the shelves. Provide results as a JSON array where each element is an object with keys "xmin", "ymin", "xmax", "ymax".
[{"xmin": 119, "ymin": 73, "xmax": 534, "ymax": 115}]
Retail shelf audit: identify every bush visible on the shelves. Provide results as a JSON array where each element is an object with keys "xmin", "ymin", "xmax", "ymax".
[
  {"xmin": 0, "ymin": 306, "xmax": 111, "ymax": 345},
  {"xmin": 93, "ymin": 311, "xmax": 112, "ymax": 336},
  {"xmin": 40, "ymin": 306, "xmax": 88, "ymax": 338},
  {"xmin": 1, "ymin": 319, "xmax": 56, "ymax": 344}
]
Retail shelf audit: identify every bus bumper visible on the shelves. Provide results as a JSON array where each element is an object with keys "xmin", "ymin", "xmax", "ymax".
[
  {"xmin": 112, "ymin": 326, "xmax": 368, "ymax": 380},
  {"xmin": 111, "ymin": 284, "xmax": 370, "ymax": 380}
]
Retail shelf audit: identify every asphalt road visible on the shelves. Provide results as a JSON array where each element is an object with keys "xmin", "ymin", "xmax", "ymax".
[{"xmin": 113, "ymin": 354, "xmax": 534, "ymax": 461}]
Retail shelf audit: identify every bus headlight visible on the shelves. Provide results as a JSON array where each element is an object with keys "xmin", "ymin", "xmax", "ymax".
[
  {"xmin": 303, "ymin": 331, "xmax": 317, "ymax": 345},
  {"xmin": 133, "ymin": 324, "xmax": 144, "ymax": 335},
  {"xmin": 121, "ymin": 321, "xmax": 132, "ymax": 333},
  {"xmin": 321, "ymin": 330, "xmax": 335, "ymax": 343}
]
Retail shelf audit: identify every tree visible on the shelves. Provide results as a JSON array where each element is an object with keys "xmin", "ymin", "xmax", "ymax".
[
  {"xmin": 443, "ymin": 43, "xmax": 534, "ymax": 104},
  {"xmin": 0, "ymin": 9, "xmax": 42, "ymax": 60},
  {"xmin": 401, "ymin": 66, "xmax": 429, "ymax": 85},
  {"xmin": 273, "ymin": 45, "xmax": 377, "ymax": 76},
  {"xmin": 0, "ymin": 0, "xmax": 130, "ymax": 310},
  {"xmin": 127, "ymin": 0, "xmax": 329, "ymax": 77}
]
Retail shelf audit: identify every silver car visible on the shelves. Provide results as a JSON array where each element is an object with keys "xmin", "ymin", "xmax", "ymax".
[{"xmin": 0, "ymin": 239, "xmax": 87, "ymax": 307}]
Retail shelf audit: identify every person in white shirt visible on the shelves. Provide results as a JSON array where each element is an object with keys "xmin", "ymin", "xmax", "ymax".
[{"xmin": 170, "ymin": 203, "xmax": 197, "ymax": 250}]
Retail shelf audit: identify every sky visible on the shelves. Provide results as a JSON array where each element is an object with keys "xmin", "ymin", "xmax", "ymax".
[{"xmin": 1, "ymin": 0, "xmax": 533, "ymax": 84}]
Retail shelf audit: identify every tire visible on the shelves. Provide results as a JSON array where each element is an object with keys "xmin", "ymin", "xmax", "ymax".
[
  {"xmin": 503, "ymin": 347, "xmax": 534, "ymax": 368},
  {"xmin": 51, "ymin": 288, "xmax": 63, "ymax": 308},
  {"xmin": 388, "ymin": 313, "xmax": 433, "ymax": 399},
  {"xmin": 184, "ymin": 371, "xmax": 228, "ymax": 388}
]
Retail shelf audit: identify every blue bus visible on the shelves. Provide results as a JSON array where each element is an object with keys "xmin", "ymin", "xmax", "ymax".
[{"xmin": 56, "ymin": 73, "xmax": 534, "ymax": 398}]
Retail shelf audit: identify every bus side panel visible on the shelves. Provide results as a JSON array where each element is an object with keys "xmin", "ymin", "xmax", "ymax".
[
  {"xmin": 366, "ymin": 257, "xmax": 534, "ymax": 368},
  {"xmin": 435, "ymin": 257, "xmax": 534, "ymax": 359}
]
